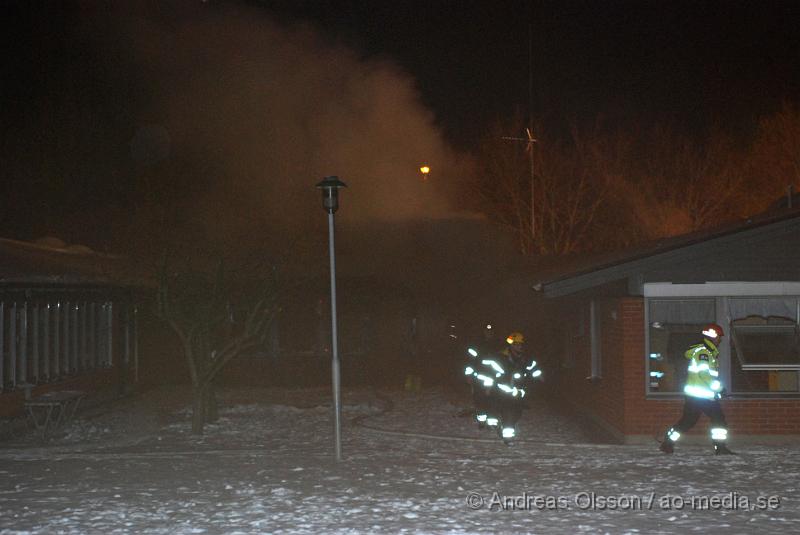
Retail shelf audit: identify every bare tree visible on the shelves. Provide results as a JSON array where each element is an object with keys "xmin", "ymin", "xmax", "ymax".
[
  {"xmin": 536, "ymin": 124, "xmax": 623, "ymax": 254},
  {"xmin": 471, "ymin": 117, "xmax": 617, "ymax": 255},
  {"xmin": 622, "ymin": 125, "xmax": 748, "ymax": 239},
  {"xmin": 156, "ymin": 256, "xmax": 280, "ymax": 434},
  {"xmin": 473, "ymin": 119, "xmax": 535, "ymax": 254},
  {"xmin": 746, "ymin": 101, "xmax": 800, "ymax": 210},
  {"xmin": 473, "ymin": 114, "xmax": 764, "ymax": 256}
]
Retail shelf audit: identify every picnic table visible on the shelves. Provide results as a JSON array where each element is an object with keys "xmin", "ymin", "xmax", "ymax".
[{"xmin": 24, "ymin": 390, "xmax": 85, "ymax": 441}]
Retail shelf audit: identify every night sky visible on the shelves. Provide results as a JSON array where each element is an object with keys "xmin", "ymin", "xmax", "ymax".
[
  {"xmin": 5, "ymin": 1, "xmax": 799, "ymax": 149},
  {"xmin": 260, "ymin": 0, "xmax": 800, "ymax": 147},
  {"xmin": 1, "ymin": 0, "xmax": 798, "ymax": 251}
]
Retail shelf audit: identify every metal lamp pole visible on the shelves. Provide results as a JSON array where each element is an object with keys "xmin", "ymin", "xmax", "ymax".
[{"xmin": 316, "ymin": 175, "xmax": 347, "ymax": 462}]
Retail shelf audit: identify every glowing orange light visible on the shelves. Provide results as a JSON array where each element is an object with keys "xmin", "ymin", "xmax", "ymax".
[{"xmin": 419, "ymin": 165, "xmax": 431, "ymax": 181}]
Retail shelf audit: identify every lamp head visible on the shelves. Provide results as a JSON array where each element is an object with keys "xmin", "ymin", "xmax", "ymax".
[{"xmin": 316, "ymin": 176, "xmax": 347, "ymax": 214}]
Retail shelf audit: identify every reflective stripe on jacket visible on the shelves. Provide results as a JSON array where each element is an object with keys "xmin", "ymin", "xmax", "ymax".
[{"xmin": 683, "ymin": 339, "xmax": 722, "ymax": 399}]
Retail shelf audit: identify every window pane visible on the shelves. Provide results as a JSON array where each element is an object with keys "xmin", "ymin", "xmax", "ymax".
[
  {"xmin": 731, "ymin": 366, "xmax": 799, "ymax": 393},
  {"xmin": 729, "ymin": 297, "xmax": 800, "ymax": 393},
  {"xmin": 729, "ymin": 297, "xmax": 796, "ymax": 322},
  {"xmin": 648, "ymin": 299, "xmax": 715, "ymax": 393},
  {"xmin": 650, "ymin": 299, "xmax": 716, "ymax": 324},
  {"xmin": 732, "ymin": 325, "xmax": 800, "ymax": 367}
]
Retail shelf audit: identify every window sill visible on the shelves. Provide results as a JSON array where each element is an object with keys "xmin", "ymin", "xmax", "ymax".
[{"xmin": 646, "ymin": 392, "xmax": 800, "ymax": 400}]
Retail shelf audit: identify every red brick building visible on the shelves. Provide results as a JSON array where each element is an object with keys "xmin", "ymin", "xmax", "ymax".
[{"xmin": 537, "ymin": 208, "xmax": 800, "ymax": 444}]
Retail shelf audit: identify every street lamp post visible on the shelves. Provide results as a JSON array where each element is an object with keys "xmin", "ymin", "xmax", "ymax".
[{"xmin": 316, "ymin": 175, "xmax": 347, "ymax": 462}]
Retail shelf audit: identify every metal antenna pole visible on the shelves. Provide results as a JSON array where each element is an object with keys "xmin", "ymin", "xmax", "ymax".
[
  {"xmin": 530, "ymin": 140, "xmax": 535, "ymax": 241},
  {"xmin": 328, "ymin": 211, "xmax": 343, "ymax": 462},
  {"xmin": 529, "ymin": 23, "xmax": 535, "ymax": 242},
  {"xmin": 501, "ymin": 24, "xmax": 538, "ymax": 251},
  {"xmin": 529, "ymin": 23, "xmax": 534, "ymax": 132}
]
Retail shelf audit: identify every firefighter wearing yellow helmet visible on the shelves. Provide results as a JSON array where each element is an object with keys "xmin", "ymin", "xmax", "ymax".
[
  {"xmin": 488, "ymin": 331, "xmax": 541, "ymax": 443},
  {"xmin": 506, "ymin": 332, "xmax": 525, "ymax": 345}
]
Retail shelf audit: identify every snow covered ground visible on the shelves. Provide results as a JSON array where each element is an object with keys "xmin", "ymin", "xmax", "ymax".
[{"xmin": 1, "ymin": 385, "xmax": 798, "ymax": 534}]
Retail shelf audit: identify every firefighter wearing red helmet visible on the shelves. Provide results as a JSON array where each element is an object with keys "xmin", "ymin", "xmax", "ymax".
[{"xmin": 659, "ymin": 323, "xmax": 734, "ymax": 455}]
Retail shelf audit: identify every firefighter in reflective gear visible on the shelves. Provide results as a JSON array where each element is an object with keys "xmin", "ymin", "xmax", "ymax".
[
  {"xmin": 660, "ymin": 323, "xmax": 734, "ymax": 455},
  {"xmin": 463, "ymin": 324, "xmax": 504, "ymax": 428},
  {"xmin": 491, "ymin": 332, "xmax": 542, "ymax": 442}
]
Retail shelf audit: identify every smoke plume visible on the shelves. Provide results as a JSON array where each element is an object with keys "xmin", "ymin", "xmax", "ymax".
[{"xmin": 93, "ymin": 1, "xmax": 467, "ymax": 260}]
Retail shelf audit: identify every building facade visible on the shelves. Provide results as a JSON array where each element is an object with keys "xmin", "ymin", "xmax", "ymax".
[
  {"xmin": 0, "ymin": 238, "xmax": 141, "ymax": 417},
  {"xmin": 538, "ymin": 210, "xmax": 800, "ymax": 443}
]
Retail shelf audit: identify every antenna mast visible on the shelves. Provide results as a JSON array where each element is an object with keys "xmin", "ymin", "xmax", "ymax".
[
  {"xmin": 528, "ymin": 23, "xmax": 534, "ymax": 242},
  {"xmin": 502, "ymin": 24, "xmax": 537, "ymax": 251}
]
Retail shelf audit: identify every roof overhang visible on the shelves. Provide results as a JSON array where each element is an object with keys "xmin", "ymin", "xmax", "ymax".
[
  {"xmin": 644, "ymin": 281, "xmax": 800, "ymax": 297},
  {"xmin": 539, "ymin": 214, "xmax": 800, "ymax": 298}
]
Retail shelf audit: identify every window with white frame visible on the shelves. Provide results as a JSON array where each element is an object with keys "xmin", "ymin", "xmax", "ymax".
[
  {"xmin": 647, "ymin": 298, "xmax": 715, "ymax": 393},
  {"xmin": 729, "ymin": 297, "xmax": 800, "ymax": 393},
  {"xmin": 645, "ymin": 285, "xmax": 800, "ymax": 396}
]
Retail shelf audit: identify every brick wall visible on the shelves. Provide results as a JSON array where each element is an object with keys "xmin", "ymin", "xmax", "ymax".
[
  {"xmin": 552, "ymin": 295, "xmax": 800, "ymax": 441},
  {"xmin": 550, "ymin": 298, "xmax": 627, "ymax": 438},
  {"xmin": 619, "ymin": 297, "xmax": 800, "ymax": 438}
]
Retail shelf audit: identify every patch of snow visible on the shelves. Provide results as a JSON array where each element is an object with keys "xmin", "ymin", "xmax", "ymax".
[{"xmin": 0, "ymin": 386, "xmax": 798, "ymax": 533}]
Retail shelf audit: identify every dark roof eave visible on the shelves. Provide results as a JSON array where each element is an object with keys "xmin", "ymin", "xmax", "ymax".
[
  {"xmin": 539, "ymin": 212, "xmax": 800, "ymax": 298},
  {"xmin": 0, "ymin": 276, "xmax": 142, "ymax": 287}
]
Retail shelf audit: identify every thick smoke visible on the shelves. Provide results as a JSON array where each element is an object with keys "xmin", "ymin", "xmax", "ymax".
[
  {"xmin": 63, "ymin": 2, "xmax": 516, "ymax": 337},
  {"xmin": 104, "ymin": 2, "xmax": 466, "ymax": 257}
]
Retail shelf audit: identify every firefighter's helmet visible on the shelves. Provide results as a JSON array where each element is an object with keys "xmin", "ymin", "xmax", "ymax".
[
  {"xmin": 702, "ymin": 323, "xmax": 724, "ymax": 340},
  {"xmin": 482, "ymin": 323, "xmax": 495, "ymax": 341},
  {"xmin": 506, "ymin": 332, "xmax": 525, "ymax": 345}
]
